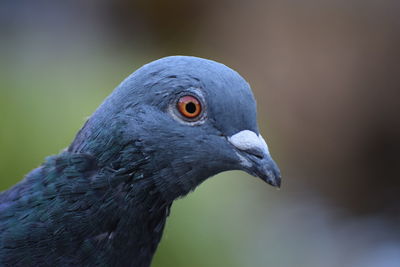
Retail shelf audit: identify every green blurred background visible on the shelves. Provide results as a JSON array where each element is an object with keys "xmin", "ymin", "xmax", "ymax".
[{"xmin": 1, "ymin": 1, "xmax": 400, "ymax": 266}]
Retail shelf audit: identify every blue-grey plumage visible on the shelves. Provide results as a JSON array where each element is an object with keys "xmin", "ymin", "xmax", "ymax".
[{"xmin": 0, "ymin": 56, "xmax": 281, "ymax": 266}]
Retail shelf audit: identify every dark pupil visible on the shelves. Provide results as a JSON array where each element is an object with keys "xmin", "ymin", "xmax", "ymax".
[{"xmin": 185, "ymin": 102, "xmax": 197, "ymax": 114}]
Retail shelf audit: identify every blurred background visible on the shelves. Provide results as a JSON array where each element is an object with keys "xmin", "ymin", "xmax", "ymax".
[{"xmin": 1, "ymin": 0, "xmax": 400, "ymax": 266}]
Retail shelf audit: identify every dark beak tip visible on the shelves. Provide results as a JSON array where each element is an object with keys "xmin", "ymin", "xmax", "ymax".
[
  {"xmin": 275, "ymin": 177, "xmax": 282, "ymax": 189},
  {"xmin": 266, "ymin": 175, "xmax": 281, "ymax": 188},
  {"xmin": 240, "ymin": 150, "xmax": 282, "ymax": 188},
  {"xmin": 260, "ymin": 163, "xmax": 281, "ymax": 188}
]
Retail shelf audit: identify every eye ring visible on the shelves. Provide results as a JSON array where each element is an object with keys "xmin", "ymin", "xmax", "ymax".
[{"xmin": 177, "ymin": 95, "xmax": 202, "ymax": 119}]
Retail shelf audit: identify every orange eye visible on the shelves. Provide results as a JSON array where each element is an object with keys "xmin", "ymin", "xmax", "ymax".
[{"xmin": 177, "ymin": 95, "xmax": 202, "ymax": 119}]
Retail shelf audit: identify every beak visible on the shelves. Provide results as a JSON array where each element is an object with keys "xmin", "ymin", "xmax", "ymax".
[{"xmin": 228, "ymin": 130, "xmax": 281, "ymax": 188}]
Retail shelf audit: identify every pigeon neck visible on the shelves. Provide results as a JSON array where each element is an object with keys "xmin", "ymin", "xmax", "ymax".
[{"xmin": 85, "ymin": 165, "xmax": 171, "ymax": 266}]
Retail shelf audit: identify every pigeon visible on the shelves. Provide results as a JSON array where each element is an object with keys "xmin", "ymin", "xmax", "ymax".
[{"xmin": 0, "ymin": 56, "xmax": 281, "ymax": 266}]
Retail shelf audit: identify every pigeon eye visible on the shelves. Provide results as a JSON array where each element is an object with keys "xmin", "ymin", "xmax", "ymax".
[{"xmin": 177, "ymin": 95, "xmax": 202, "ymax": 119}]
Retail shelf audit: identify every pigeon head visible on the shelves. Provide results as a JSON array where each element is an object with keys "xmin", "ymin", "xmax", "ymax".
[{"xmin": 69, "ymin": 56, "xmax": 281, "ymax": 201}]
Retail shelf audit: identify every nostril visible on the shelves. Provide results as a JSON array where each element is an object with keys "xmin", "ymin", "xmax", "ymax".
[
  {"xmin": 245, "ymin": 147, "xmax": 264, "ymax": 159},
  {"xmin": 254, "ymin": 154, "xmax": 264, "ymax": 159}
]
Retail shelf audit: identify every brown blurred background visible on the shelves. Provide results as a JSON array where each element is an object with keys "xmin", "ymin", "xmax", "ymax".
[{"xmin": 1, "ymin": 0, "xmax": 400, "ymax": 266}]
